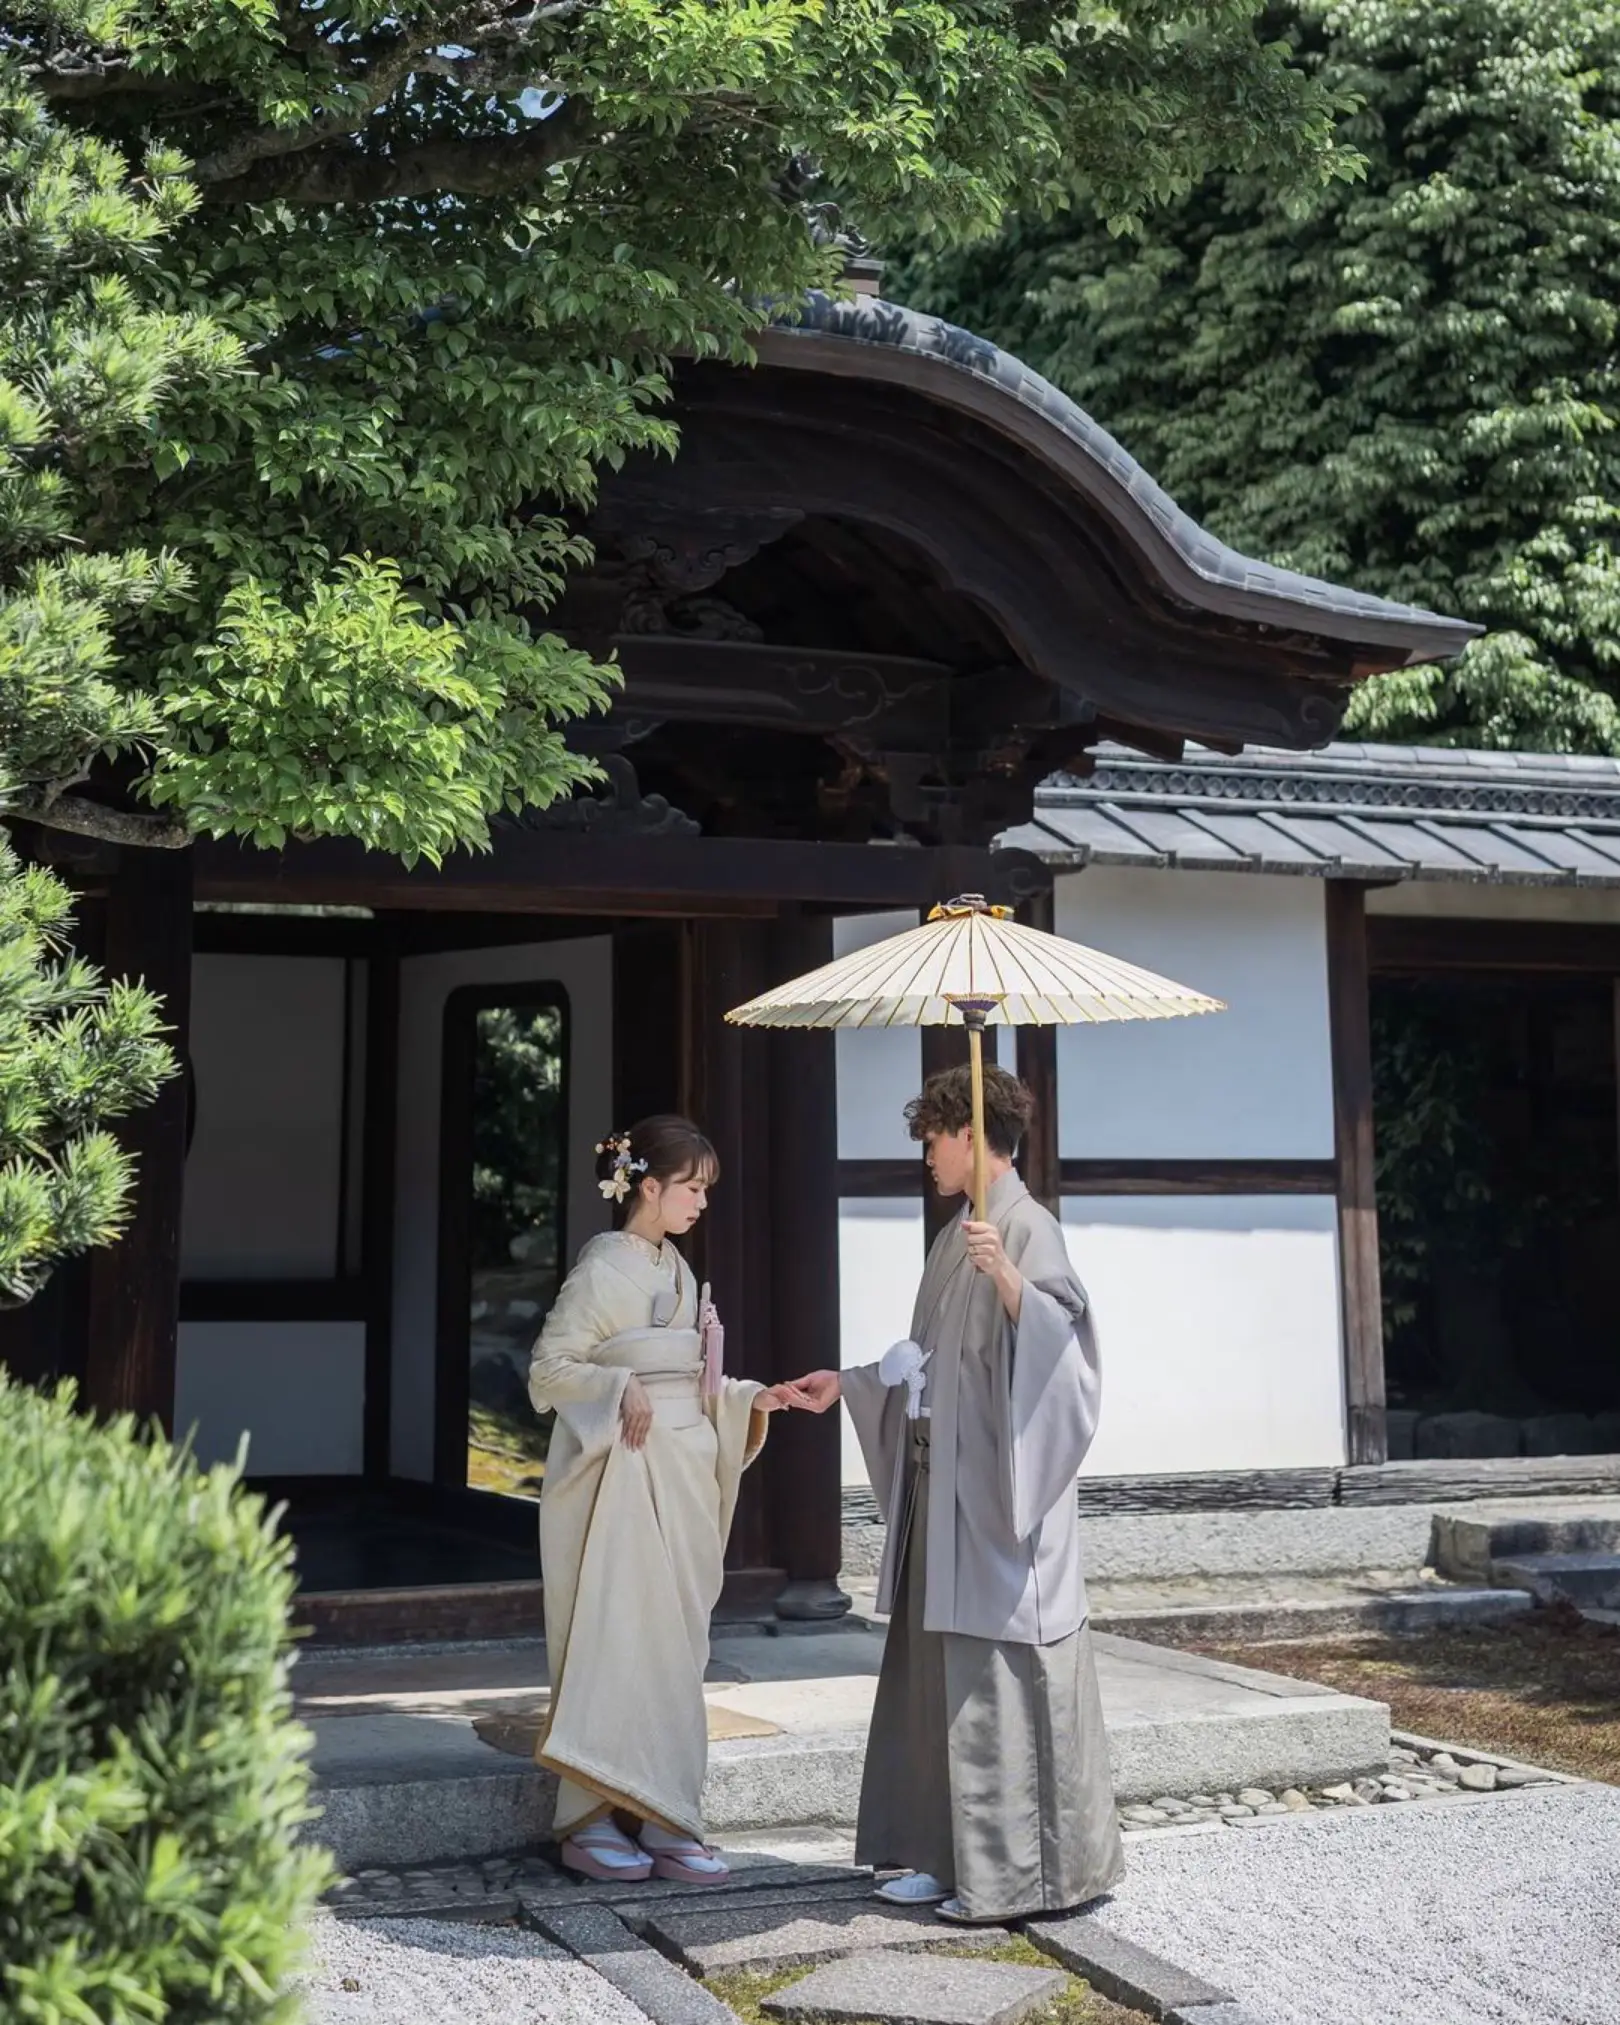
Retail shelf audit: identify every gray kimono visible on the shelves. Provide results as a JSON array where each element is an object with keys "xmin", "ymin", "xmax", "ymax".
[{"xmin": 843, "ymin": 1168, "xmax": 1123, "ymax": 1919}]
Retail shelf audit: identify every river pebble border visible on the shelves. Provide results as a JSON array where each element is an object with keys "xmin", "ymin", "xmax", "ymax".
[{"xmin": 1114, "ymin": 1730, "xmax": 1575, "ymax": 1833}]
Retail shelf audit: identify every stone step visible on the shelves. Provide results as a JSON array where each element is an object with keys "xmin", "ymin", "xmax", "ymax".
[
  {"xmin": 304, "ymin": 1632, "xmax": 1388, "ymax": 1872},
  {"xmin": 1093, "ymin": 1584, "xmax": 1533, "ymax": 1645},
  {"xmin": 1430, "ymin": 1502, "xmax": 1620, "ymax": 1583},
  {"xmin": 1488, "ymin": 1550, "xmax": 1620, "ymax": 1611}
]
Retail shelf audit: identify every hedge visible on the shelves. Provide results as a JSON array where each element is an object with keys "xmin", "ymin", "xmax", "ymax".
[{"xmin": 0, "ymin": 1373, "xmax": 331, "ymax": 2022}]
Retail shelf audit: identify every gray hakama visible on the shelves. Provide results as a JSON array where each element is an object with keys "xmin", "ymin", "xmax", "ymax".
[{"xmin": 845, "ymin": 1171, "xmax": 1124, "ymax": 1921}]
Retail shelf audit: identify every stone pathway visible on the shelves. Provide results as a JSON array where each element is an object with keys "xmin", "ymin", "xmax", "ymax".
[{"xmin": 305, "ymin": 1734, "xmax": 1602, "ymax": 2025}]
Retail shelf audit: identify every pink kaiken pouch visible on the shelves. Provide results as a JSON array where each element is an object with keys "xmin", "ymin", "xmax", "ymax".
[{"xmin": 699, "ymin": 1283, "xmax": 724, "ymax": 1399}]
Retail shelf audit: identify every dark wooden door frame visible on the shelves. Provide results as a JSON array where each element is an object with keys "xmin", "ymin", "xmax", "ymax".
[
  {"xmin": 1327, "ymin": 882, "xmax": 1387, "ymax": 1466},
  {"xmin": 433, "ymin": 978, "xmax": 572, "ymax": 1489}
]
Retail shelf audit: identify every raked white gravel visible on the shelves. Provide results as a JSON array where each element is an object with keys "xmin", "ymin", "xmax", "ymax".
[
  {"xmin": 296, "ymin": 1915, "xmax": 653, "ymax": 2025},
  {"xmin": 1090, "ymin": 1780, "xmax": 1620, "ymax": 2025}
]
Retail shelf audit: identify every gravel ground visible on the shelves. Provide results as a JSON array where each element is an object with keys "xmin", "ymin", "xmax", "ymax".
[
  {"xmin": 295, "ymin": 1916, "xmax": 652, "ymax": 2025},
  {"xmin": 1093, "ymin": 1782, "xmax": 1620, "ymax": 2025}
]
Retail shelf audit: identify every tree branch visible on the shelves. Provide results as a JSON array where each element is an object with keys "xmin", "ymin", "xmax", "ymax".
[
  {"xmin": 9, "ymin": 790, "xmax": 190, "ymax": 850},
  {"xmin": 200, "ymin": 97, "xmax": 595, "ymax": 204},
  {"xmin": 191, "ymin": 26, "xmax": 438, "ymax": 186}
]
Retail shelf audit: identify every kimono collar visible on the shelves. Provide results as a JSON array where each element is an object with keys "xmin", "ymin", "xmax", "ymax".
[
  {"xmin": 963, "ymin": 1167, "xmax": 1028, "ymax": 1225},
  {"xmin": 589, "ymin": 1230, "xmax": 684, "ymax": 1301}
]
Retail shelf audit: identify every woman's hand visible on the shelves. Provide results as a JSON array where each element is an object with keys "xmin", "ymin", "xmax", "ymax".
[
  {"xmin": 759, "ymin": 1384, "xmax": 800, "ymax": 1412},
  {"xmin": 964, "ymin": 1220, "xmax": 1024, "ymax": 1323},
  {"xmin": 618, "ymin": 1374, "xmax": 654, "ymax": 1449}
]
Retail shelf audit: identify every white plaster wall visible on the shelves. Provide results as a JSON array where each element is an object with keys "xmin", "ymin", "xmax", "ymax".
[
  {"xmin": 1064, "ymin": 1196, "xmax": 1346, "ymax": 1476},
  {"xmin": 834, "ymin": 911, "xmax": 922, "ymax": 1159},
  {"xmin": 838, "ymin": 1198, "xmax": 924, "ymax": 1484},
  {"xmin": 175, "ymin": 1321, "xmax": 365, "ymax": 1475},
  {"xmin": 181, "ymin": 954, "xmax": 347, "ymax": 1277},
  {"xmin": 1055, "ymin": 869, "xmax": 1334, "ymax": 1159},
  {"xmin": 391, "ymin": 937, "xmax": 613, "ymax": 1481}
]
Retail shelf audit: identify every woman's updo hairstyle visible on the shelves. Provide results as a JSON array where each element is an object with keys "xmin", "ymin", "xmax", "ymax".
[{"xmin": 596, "ymin": 1114, "xmax": 719, "ymax": 1226}]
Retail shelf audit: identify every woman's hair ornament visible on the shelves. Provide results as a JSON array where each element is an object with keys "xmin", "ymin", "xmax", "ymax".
[{"xmin": 594, "ymin": 1130, "xmax": 649, "ymax": 1203}]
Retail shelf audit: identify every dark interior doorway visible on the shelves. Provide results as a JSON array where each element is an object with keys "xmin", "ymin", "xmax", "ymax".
[{"xmin": 1373, "ymin": 971, "xmax": 1620, "ymax": 1459}]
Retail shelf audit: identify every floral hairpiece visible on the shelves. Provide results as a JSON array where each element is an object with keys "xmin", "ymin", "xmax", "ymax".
[{"xmin": 595, "ymin": 1130, "xmax": 649, "ymax": 1203}]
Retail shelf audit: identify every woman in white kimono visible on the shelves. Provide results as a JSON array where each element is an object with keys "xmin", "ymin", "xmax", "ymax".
[{"xmin": 527, "ymin": 1115, "xmax": 784, "ymax": 1887}]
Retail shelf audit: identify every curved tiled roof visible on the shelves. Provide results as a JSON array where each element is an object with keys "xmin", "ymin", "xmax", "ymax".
[
  {"xmin": 1001, "ymin": 742, "xmax": 1620, "ymax": 888},
  {"xmin": 764, "ymin": 295, "xmax": 1479, "ymax": 667}
]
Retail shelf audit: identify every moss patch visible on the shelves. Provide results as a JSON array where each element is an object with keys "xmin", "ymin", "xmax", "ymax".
[
  {"xmin": 1177, "ymin": 1606, "xmax": 1620, "ymax": 1785},
  {"xmin": 704, "ymin": 1938, "xmax": 1146, "ymax": 2024}
]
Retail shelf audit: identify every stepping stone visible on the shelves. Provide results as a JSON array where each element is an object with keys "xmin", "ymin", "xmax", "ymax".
[
  {"xmin": 530, "ymin": 1903, "xmax": 736, "ymax": 2025},
  {"xmin": 763, "ymin": 1951, "xmax": 1067, "ymax": 2025},
  {"xmin": 643, "ymin": 1901, "xmax": 1008, "ymax": 1975},
  {"xmin": 1030, "ymin": 1916, "xmax": 1233, "ymax": 2015}
]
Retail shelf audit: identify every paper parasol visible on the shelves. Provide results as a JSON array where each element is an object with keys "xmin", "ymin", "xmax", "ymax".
[{"xmin": 726, "ymin": 895, "xmax": 1224, "ymax": 1221}]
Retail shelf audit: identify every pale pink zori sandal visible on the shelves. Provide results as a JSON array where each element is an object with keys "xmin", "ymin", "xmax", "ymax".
[
  {"xmin": 638, "ymin": 1824, "xmax": 730, "ymax": 1884},
  {"xmin": 559, "ymin": 1820, "xmax": 654, "ymax": 1882}
]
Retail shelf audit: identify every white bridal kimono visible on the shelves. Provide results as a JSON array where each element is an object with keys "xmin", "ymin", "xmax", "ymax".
[
  {"xmin": 528, "ymin": 1231, "xmax": 767, "ymax": 1839},
  {"xmin": 842, "ymin": 1168, "xmax": 1124, "ymax": 1920}
]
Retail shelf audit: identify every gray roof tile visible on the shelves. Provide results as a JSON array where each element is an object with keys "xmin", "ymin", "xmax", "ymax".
[{"xmin": 1014, "ymin": 739, "xmax": 1620, "ymax": 888}]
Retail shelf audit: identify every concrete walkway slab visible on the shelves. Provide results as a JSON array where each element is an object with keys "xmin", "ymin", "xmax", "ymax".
[{"xmin": 297, "ymin": 1623, "xmax": 1387, "ymax": 1871}]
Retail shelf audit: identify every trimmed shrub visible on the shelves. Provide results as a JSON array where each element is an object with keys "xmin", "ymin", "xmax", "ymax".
[{"xmin": 0, "ymin": 1372, "xmax": 331, "ymax": 2022}]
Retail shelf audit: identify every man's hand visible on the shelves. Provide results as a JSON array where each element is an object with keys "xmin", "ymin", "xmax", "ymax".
[
  {"xmin": 619, "ymin": 1374, "xmax": 654, "ymax": 1449},
  {"xmin": 964, "ymin": 1221, "xmax": 1024, "ymax": 1323},
  {"xmin": 778, "ymin": 1369, "xmax": 841, "ymax": 1414}
]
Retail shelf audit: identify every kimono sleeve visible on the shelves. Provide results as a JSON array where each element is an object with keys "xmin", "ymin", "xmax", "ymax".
[
  {"xmin": 1005, "ymin": 1215, "xmax": 1102, "ymax": 1542},
  {"xmin": 841, "ymin": 1362, "xmax": 908, "ymax": 1527},
  {"xmin": 527, "ymin": 1258, "xmax": 632, "ymax": 1458}
]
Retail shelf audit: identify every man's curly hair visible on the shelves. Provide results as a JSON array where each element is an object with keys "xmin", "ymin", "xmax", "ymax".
[{"xmin": 904, "ymin": 1063, "xmax": 1034, "ymax": 1159}]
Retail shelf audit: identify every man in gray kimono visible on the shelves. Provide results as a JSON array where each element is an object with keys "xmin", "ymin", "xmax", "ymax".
[{"xmin": 785, "ymin": 1063, "xmax": 1123, "ymax": 1923}]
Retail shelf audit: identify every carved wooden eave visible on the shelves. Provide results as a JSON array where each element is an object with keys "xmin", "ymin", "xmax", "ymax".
[{"xmin": 561, "ymin": 297, "xmax": 1475, "ymax": 826}]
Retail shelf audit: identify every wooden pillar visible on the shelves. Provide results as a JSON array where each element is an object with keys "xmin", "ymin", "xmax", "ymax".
[
  {"xmin": 921, "ymin": 1024, "xmax": 971, "ymax": 1248},
  {"xmin": 361, "ymin": 931, "xmax": 400, "ymax": 1481},
  {"xmin": 1015, "ymin": 887, "xmax": 1061, "ymax": 1216},
  {"xmin": 1326, "ymin": 880, "xmax": 1387, "ymax": 1465},
  {"xmin": 765, "ymin": 909, "xmax": 849, "ymax": 1619},
  {"xmin": 83, "ymin": 844, "xmax": 194, "ymax": 1428},
  {"xmin": 682, "ymin": 918, "xmax": 780, "ymax": 1602},
  {"xmin": 613, "ymin": 923, "xmax": 683, "ymax": 1124}
]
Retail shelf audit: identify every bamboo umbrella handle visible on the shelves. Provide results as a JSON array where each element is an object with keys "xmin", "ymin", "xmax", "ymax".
[{"xmin": 967, "ymin": 1021, "xmax": 988, "ymax": 1224}]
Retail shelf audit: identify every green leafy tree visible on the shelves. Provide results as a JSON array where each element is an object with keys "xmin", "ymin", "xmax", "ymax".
[
  {"xmin": 1, "ymin": 3, "xmax": 1347, "ymax": 1300},
  {"xmin": 903, "ymin": 1, "xmax": 1620, "ymax": 751},
  {"xmin": 0, "ymin": 0, "xmax": 1349, "ymax": 865}
]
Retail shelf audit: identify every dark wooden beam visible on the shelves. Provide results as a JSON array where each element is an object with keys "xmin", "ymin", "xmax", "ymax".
[
  {"xmin": 1015, "ymin": 888, "xmax": 1061, "ymax": 1216},
  {"xmin": 1327, "ymin": 882, "xmax": 1387, "ymax": 1466},
  {"xmin": 764, "ymin": 909, "xmax": 849, "ymax": 1619},
  {"xmin": 179, "ymin": 1279, "xmax": 369, "ymax": 1323},
  {"xmin": 839, "ymin": 1157, "xmax": 1341, "ymax": 1197},
  {"xmin": 83, "ymin": 846, "xmax": 194, "ymax": 1427},
  {"xmin": 1368, "ymin": 914, "xmax": 1620, "ymax": 975},
  {"xmin": 192, "ymin": 831, "xmax": 1019, "ymax": 918},
  {"xmin": 1062, "ymin": 1158, "xmax": 1339, "ymax": 1196}
]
